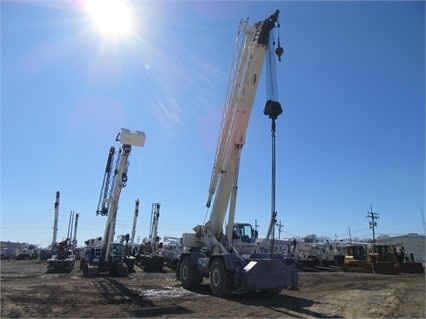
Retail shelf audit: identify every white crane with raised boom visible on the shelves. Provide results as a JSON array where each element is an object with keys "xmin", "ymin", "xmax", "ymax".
[
  {"xmin": 80, "ymin": 128, "xmax": 146, "ymax": 277},
  {"xmin": 179, "ymin": 10, "xmax": 298, "ymax": 297},
  {"xmin": 136, "ymin": 203, "xmax": 165, "ymax": 271}
]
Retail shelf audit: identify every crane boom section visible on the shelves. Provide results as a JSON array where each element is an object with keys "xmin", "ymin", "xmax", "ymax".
[
  {"xmin": 206, "ymin": 19, "xmax": 250, "ymax": 208},
  {"xmin": 149, "ymin": 203, "xmax": 161, "ymax": 247},
  {"xmin": 51, "ymin": 191, "xmax": 60, "ymax": 249},
  {"xmin": 102, "ymin": 144, "xmax": 132, "ymax": 259},
  {"xmin": 129, "ymin": 199, "xmax": 139, "ymax": 249},
  {"xmin": 205, "ymin": 11, "xmax": 279, "ymax": 236}
]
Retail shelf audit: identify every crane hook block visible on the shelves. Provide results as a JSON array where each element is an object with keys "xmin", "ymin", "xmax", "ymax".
[
  {"xmin": 275, "ymin": 46, "xmax": 284, "ymax": 62},
  {"xmin": 264, "ymin": 100, "xmax": 283, "ymax": 120}
]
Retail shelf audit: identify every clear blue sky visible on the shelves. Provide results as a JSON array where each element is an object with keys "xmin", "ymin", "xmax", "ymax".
[{"xmin": 1, "ymin": 1, "xmax": 425, "ymax": 248}]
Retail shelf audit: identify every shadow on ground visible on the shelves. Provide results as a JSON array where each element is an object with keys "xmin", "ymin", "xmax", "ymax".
[
  {"xmin": 99, "ymin": 277, "xmax": 194, "ymax": 317},
  {"xmin": 189, "ymin": 283, "xmax": 342, "ymax": 318}
]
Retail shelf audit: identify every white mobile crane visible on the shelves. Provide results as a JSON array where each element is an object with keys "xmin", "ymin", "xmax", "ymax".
[
  {"xmin": 136, "ymin": 203, "xmax": 165, "ymax": 271},
  {"xmin": 179, "ymin": 10, "xmax": 298, "ymax": 297},
  {"xmin": 46, "ymin": 193, "xmax": 75, "ymax": 273},
  {"xmin": 80, "ymin": 128, "xmax": 146, "ymax": 277}
]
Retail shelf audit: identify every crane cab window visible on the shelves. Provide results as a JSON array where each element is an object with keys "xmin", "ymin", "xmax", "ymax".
[
  {"xmin": 235, "ymin": 224, "xmax": 254, "ymax": 243},
  {"xmin": 232, "ymin": 225, "xmax": 240, "ymax": 239},
  {"xmin": 112, "ymin": 244, "xmax": 123, "ymax": 256}
]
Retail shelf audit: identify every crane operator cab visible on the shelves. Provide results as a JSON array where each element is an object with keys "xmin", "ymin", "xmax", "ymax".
[{"xmin": 232, "ymin": 223, "xmax": 257, "ymax": 255}]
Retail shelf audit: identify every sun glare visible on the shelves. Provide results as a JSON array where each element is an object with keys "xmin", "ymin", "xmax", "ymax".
[{"xmin": 84, "ymin": 0, "xmax": 134, "ymax": 37}]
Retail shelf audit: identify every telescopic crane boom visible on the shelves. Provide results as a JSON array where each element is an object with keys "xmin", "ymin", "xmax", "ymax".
[
  {"xmin": 129, "ymin": 199, "xmax": 140, "ymax": 251},
  {"xmin": 51, "ymin": 191, "xmax": 60, "ymax": 249},
  {"xmin": 205, "ymin": 12, "xmax": 279, "ymax": 243},
  {"xmin": 72, "ymin": 212, "xmax": 79, "ymax": 249},
  {"xmin": 149, "ymin": 203, "xmax": 161, "ymax": 246}
]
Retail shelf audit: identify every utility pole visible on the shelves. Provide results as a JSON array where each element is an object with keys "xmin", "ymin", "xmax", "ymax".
[
  {"xmin": 348, "ymin": 227, "xmax": 352, "ymax": 242},
  {"xmin": 276, "ymin": 221, "xmax": 283, "ymax": 239},
  {"xmin": 254, "ymin": 219, "xmax": 259, "ymax": 233},
  {"xmin": 366, "ymin": 204, "xmax": 379, "ymax": 242}
]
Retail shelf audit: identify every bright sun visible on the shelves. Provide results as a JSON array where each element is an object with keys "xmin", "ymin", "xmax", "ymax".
[{"xmin": 83, "ymin": 0, "xmax": 134, "ymax": 37}]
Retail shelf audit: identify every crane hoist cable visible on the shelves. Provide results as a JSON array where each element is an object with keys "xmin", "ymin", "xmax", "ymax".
[{"xmin": 263, "ymin": 14, "xmax": 284, "ymax": 253}]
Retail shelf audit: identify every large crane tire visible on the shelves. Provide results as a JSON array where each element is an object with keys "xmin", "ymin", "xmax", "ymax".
[
  {"xmin": 180, "ymin": 256, "xmax": 202, "ymax": 290},
  {"xmin": 83, "ymin": 263, "xmax": 98, "ymax": 278},
  {"xmin": 118, "ymin": 263, "xmax": 129, "ymax": 276},
  {"xmin": 83, "ymin": 263, "xmax": 89, "ymax": 277},
  {"xmin": 209, "ymin": 258, "xmax": 234, "ymax": 298}
]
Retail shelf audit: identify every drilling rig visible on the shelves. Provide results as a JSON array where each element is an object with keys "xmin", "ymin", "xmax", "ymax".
[
  {"xmin": 80, "ymin": 128, "xmax": 145, "ymax": 277},
  {"xmin": 179, "ymin": 10, "xmax": 298, "ymax": 297}
]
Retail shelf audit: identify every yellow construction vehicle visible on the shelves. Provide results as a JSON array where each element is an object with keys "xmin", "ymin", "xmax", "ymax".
[
  {"xmin": 394, "ymin": 244, "xmax": 424, "ymax": 274},
  {"xmin": 369, "ymin": 244, "xmax": 400, "ymax": 275},
  {"xmin": 343, "ymin": 243, "xmax": 424, "ymax": 274},
  {"xmin": 342, "ymin": 243, "xmax": 373, "ymax": 273}
]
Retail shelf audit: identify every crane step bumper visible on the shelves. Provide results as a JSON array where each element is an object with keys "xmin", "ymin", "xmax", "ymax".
[{"xmin": 237, "ymin": 258, "xmax": 298, "ymax": 292}]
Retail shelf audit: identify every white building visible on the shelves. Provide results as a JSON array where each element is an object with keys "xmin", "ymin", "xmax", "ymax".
[{"xmin": 376, "ymin": 234, "xmax": 425, "ymax": 266}]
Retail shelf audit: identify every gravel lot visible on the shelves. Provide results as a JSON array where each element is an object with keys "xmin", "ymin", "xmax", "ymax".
[{"xmin": 1, "ymin": 259, "xmax": 425, "ymax": 318}]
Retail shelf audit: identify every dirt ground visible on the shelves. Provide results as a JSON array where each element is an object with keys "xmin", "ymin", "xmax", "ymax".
[{"xmin": 1, "ymin": 259, "xmax": 425, "ymax": 318}]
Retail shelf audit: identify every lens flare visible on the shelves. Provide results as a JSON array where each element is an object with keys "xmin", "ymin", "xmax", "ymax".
[{"xmin": 83, "ymin": 0, "xmax": 134, "ymax": 37}]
